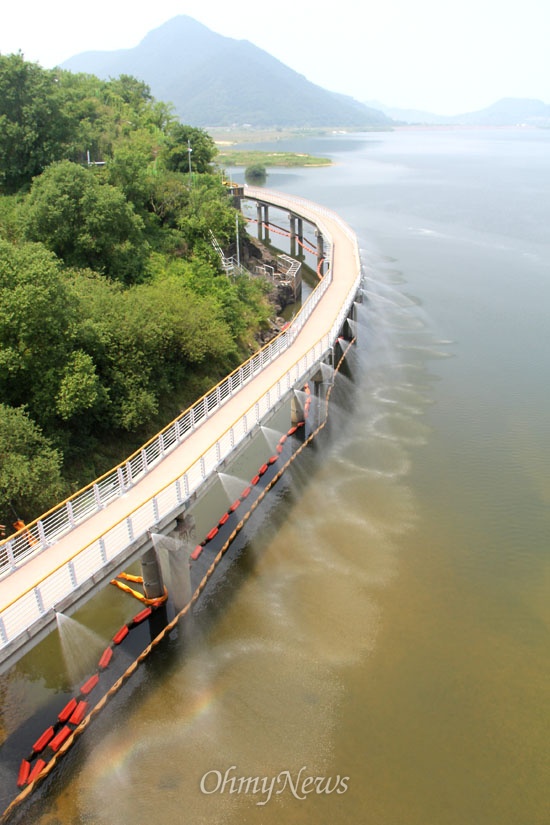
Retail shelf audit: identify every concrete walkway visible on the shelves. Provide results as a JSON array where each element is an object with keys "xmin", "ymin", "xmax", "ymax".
[{"xmin": 0, "ymin": 188, "xmax": 360, "ymax": 629}]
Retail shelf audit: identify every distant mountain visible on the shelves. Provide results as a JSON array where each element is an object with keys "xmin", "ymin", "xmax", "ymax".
[
  {"xmin": 62, "ymin": 16, "xmax": 391, "ymax": 129},
  {"xmin": 367, "ymin": 97, "xmax": 550, "ymax": 127},
  {"xmin": 453, "ymin": 98, "xmax": 550, "ymax": 126},
  {"xmin": 365, "ymin": 102, "xmax": 453, "ymax": 125}
]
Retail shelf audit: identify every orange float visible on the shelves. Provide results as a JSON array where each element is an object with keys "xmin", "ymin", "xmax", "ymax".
[
  {"xmin": 80, "ymin": 673, "xmax": 99, "ymax": 696},
  {"xmin": 58, "ymin": 697, "xmax": 78, "ymax": 723},
  {"xmin": 69, "ymin": 700, "xmax": 88, "ymax": 726},
  {"xmin": 112, "ymin": 624, "xmax": 129, "ymax": 645},
  {"xmin": 98, "ymin": 646, "xmax": 113, "ymax": 670},
  {"xmin": 16, "ymin": 759, "xmax": 31, "ymax": 787},
  {"xmin": 32, "ymin": 727, "xmax": 54, "ymax": 754},
  {"xmin": 27, "ymin": 759, "xmax": 46, "ymax": 784},
  {"xmin": 132, "ymin": 607, "xmax": 152, "ymax": 625},
  {"xmin": 49, "ymin": 726, "xmax": 72, "ymax": 752}
]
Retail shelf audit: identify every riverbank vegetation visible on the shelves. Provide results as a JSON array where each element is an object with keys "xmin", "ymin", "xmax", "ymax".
[
  {"xmin": 0, "ymin": 54, "xmax": 275, "ymax": 528},
  {"xmin": 217, "ymin": 149, "xmax": 332, "ymax": 168}
]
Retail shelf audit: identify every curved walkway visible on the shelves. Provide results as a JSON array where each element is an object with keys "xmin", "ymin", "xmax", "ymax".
[{"xmin": 0, "ymin": 188, "xmax": 361, "ymax": 667}]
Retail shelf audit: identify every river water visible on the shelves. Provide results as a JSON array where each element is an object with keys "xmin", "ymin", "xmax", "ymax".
[{"xmin": 1, "ymin": 127, "xmax": 549, "ymax": 824}]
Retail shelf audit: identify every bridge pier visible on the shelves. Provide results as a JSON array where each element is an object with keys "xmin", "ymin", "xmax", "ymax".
[
  {"xmin": 315, "ymin": 228, "xmax": 325, "ymax": 274},
  {"xmin": 290, "ymin": 391, "xmax": 305, "ymax": 426},
  {"xmin": 140, "ymin": 544, "xmax": 165, "ymax": 601},
  {"xmin": 310, "ymin": 359, "xmax": 334, "ymax": 431},
  {"xmin": 289, "ymin": 214, "xmax": 304, "ymax": 258},
  {"xmin": 256, "ymin": 203, "xmax": 270, "ymax": 242},
  {"xmin": 340, "ymin": 297, "xmax": 358, "ymax": 343},
  {"xmin": 291, "ymin": 355, "xmax": 335, "ymax": 433},
  {"xmin": 289, "ymin": 214, "xmax": 296, "ymax": 256},
  {"xmin": 256, "ymin": 203, "xmax": 263, "ymax": 239}
]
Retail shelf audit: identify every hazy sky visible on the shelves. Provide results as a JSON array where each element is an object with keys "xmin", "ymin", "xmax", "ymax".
[{"xmin": 2, "ymin": 0, "xmax": 549, "ymax": 114}]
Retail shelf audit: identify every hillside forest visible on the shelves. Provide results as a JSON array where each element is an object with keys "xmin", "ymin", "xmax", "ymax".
[{"xmin": 0, "ymin": 53, "xmax": 275, "ymax": 530}]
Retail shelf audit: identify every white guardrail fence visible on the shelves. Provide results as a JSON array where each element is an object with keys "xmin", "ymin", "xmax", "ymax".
[{"xmin": 0, "ymin": 189, "xmax": 361, "ymax": 652}]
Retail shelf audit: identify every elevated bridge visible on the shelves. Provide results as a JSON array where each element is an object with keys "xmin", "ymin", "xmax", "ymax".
[{"xmin": 0, "ymin": 188, "xmax": 362, "ymax": 674}]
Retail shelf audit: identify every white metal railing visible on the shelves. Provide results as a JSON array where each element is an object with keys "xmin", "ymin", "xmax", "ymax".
[
  {"xmin": 0, "ymin": 200, "xmax": 336, "ymax": 580},
  {"xmin": 0, "ymin": 190, "xmax": 361, "ymax": 654},
  {"xmin": 278, "ymin": 254, "xmax": 301, "ymax": 280}
]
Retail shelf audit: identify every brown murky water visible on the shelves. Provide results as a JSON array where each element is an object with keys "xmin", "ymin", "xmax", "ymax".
[{"xmin": 1, "ymin": 128, "xmax": 549, "ymax": 825}]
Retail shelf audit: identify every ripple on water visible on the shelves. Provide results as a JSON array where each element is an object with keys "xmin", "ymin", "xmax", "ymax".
[
  {"xmin": 369, "ymin": 411, "xmax": 432, "ymax": 446},
  {"xmin": 336, "ymin": 434, "xmax": 411, "ymax": 480},
  {"xmin": 70, "ymin": 643, "xmax": 341, "ymax": 825},
  {"xmin": 397, "ymin": 342, "xmax": 454, "ymax": 360},
  {"xmin": 373, "ymin": 384, "xmax": 433, "ymax": 414},
  {"xmin": 333, "ymin": 474, "xmax": 418, "ymax": 538},
  {"xmin": 381, "ymin": 312, "xmax": 428, "ymax": 332}
]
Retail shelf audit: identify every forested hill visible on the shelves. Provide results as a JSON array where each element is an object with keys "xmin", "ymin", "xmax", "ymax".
[
  {"xmin": 61, "ymin": 15, "xmax": 390, "ymax": 129},
  {"xmin": 0, "ymin": 54, "xmax": 273, "ymax": 530},
  {"xmin": 368, "ymin": 96, "xmax": 550, "ymax": 126}
]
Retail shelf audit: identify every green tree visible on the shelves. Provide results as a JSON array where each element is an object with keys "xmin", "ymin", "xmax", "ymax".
[
  {"xmin": 147, "ymin": 171, "xmax": 190, "ymax": 228},
  {"xmin": 0, "ymin": 53, "xmax": 73, "ymax": 192},
  {"xmin": 0, "ymin": 56, "xmax": 280, "ymax": 516},
  {"xmin": 107, "ymin": 74, "xmax": 153, "ymax": 111},
  {"xmin": 21, "ymin": 160, "xmax": 149, "ymax": 282},
  {"xmin": 105, "ymin": 128, "xmax": 160, "ymax": 213},
  {"xmin": 0, "ymin": 239, "xmax": 78, "ymax": 428},
  {"xmin": 55, "ymin": 350, "xmax": 104, "ymax": 421},
  {"xmin": 178, "ymin": 174, "xmax": 241, "ymax": 257},
  {"xmin": 0, "ymin": 404, "xmax": 64, "ymax": 524},
  {"xmin": 245, "ymin": 163, "xmax": 267, "ymax": 184},
  {"xmin": 67, "ymin": 269, "xmax": 238, "ymax": 432},
  {"xmin": 163, "ymin": 123, "xmax": 217, "ymax": 175}
]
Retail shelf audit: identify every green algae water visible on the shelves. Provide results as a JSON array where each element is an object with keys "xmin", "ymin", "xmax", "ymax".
[{"xmin": 1, "ymin": 127, "xmax": 549, "ymax": 824}]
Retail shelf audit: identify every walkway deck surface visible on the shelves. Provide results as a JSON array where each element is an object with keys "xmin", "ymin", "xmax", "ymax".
[{"xmin": 0, "ymin": 188, "xmax": 360, "ymax": 626}]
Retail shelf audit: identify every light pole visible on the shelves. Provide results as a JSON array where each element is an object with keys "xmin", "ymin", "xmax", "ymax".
[{"xmin": 187, "ymin": 139, "xmax": 193, "ymax": 187}]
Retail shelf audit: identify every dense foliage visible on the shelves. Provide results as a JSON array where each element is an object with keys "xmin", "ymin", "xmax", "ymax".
[
  {"xmin": 0, "ymin": 53, "xmax": 273, "ymax": 527},
  {"xmin": 245, "ymin": 164, "xmax": 268, "ymax": 184}
]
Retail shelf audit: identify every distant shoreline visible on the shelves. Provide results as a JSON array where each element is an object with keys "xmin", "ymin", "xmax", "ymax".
[{"xmin": 215, "ymin": 148, "xmax": 332, "ymax": 168}]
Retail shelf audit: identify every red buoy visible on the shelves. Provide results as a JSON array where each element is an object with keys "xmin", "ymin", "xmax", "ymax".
[
  {"xmin": 58, "ymin": 697, "xmax": 78, "ymax": 723},
  {"xmin": 69, "ymin": 700, "xmax": 88, "ymax": 726},
  {"xmin": 191, "ymin": 545, "xmax": 203, "ymax": 560},
  {"xmin": 98, "ymin": 646, "xmax": 113, "ymax": 670},
  {"xmin": 258, "ymin": 463, "xmax": 269, "ymax": 475},
  {"xmin": 205, "ymin": 526, "xmax": 218, "ymax": 542},
  {"xmin": 113, "ymin": 624, "xmax": 129, "ymax": 645},
  {"xmin": 33, "ymin": 726, "xmax": 54, "ymax": 754},
  {"xmin": 80, "ymin": 673, "xmax": 100, "ymax": 696},
  {"xmin": 132, "ymin": 606, "xmax": 152, "ymax": 625},
  {"xmin": 268, "ymin": 455, "xmax": 278, "ymax": 464},
  {"xmin": 229, "ymin": 500, "xmax": 241, "ymax": 513},
  {"xmin": 49, "ymin": 725, "xmax": 72, "ymax": 752},
  {"xmin": 240, "ymin": 486, "xmax": 252, "ymax": 499},
  {"xmin": 27, "ymin": 759, "xmax": 47, "ymax": 785},
  {"xmin": 219, "ymin": 512, "xmax": 230, "ymax": 526},
  {"xmin": 17, "ymin": 759, "xmax": 31, "ymax": 787},
  {"xmin": 251, "ymin": 475, "xmax": 260, "ymax": 485}
]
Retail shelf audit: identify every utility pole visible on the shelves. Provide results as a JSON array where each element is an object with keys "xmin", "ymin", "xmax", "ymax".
[{"xmin": 187, "ymin": 140, "xmax": 193, "ymax": 187}]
